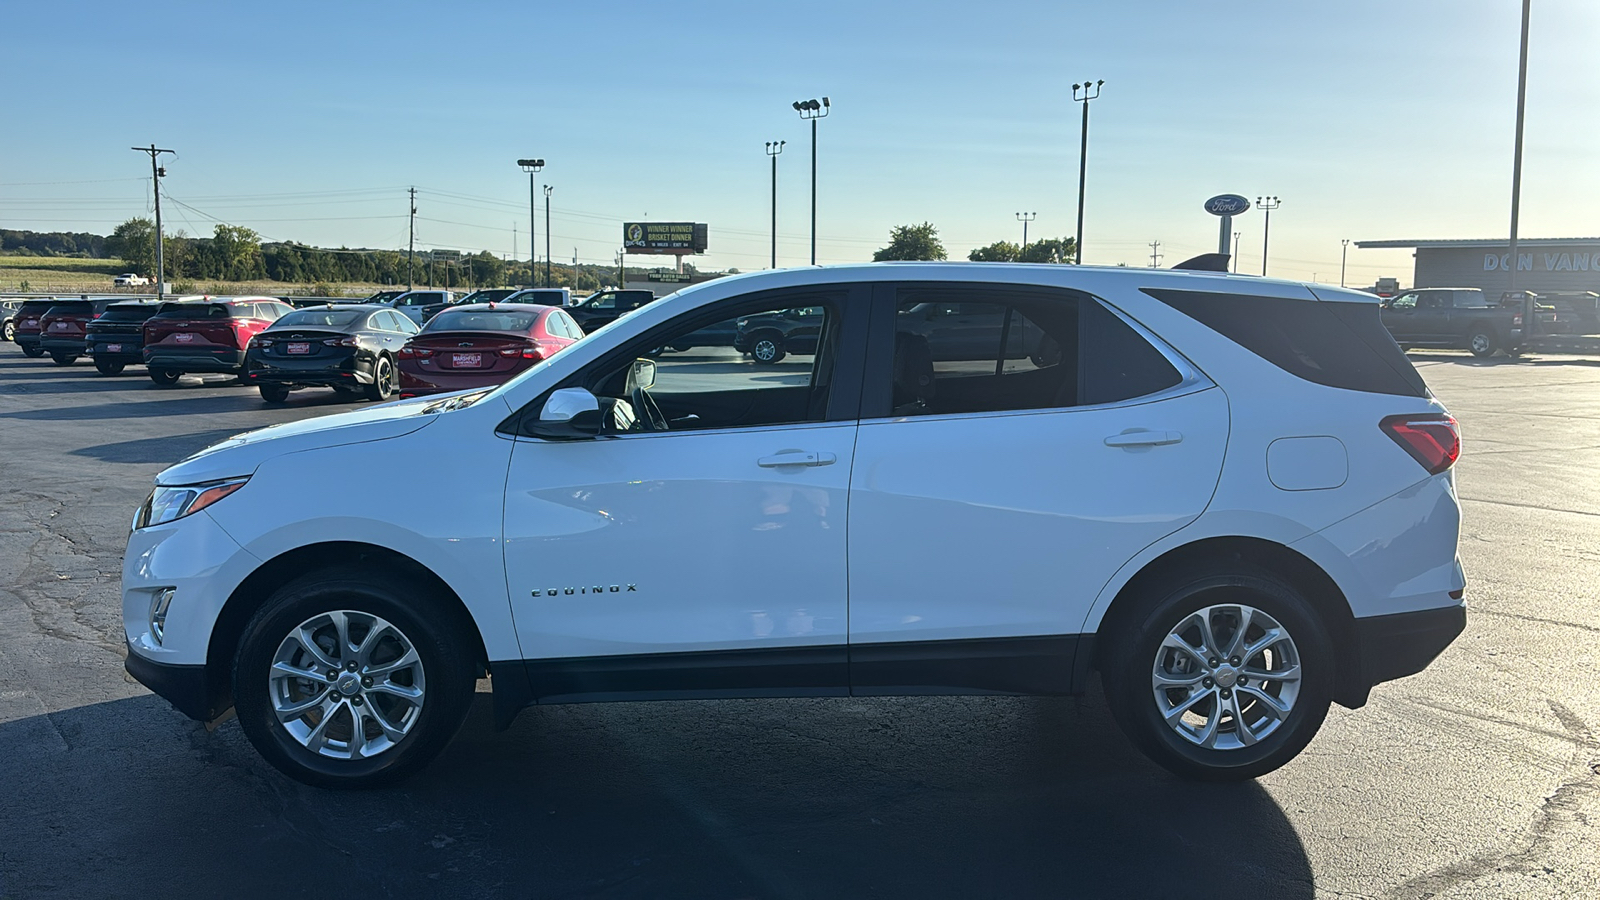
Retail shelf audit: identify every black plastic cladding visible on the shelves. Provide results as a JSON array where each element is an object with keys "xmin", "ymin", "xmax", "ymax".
[{"xmin": 1141, "ymin": 289, "xmax": 1430, "ymax": 398}]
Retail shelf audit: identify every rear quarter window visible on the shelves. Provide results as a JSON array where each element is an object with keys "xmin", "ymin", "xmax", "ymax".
[{"xmin": 1142, "ymin": 288, "xmax": 1428, "ymax": 398}]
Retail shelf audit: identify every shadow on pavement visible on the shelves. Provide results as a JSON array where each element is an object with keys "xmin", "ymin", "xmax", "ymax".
[
  {"xmin": 0, "ymin": 687, "xmax": 1315, "ymax": 898},
  {"xmin": 71, "ymin": 429, "xmax": 247, "ymax": 463},
  {"xmin": 1407, "ymin": 351, "xmax": 1600, "ymax": 368}
]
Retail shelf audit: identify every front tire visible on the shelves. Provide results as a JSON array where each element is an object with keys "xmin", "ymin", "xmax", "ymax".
[
  {"xmin": 2, "ymin": 320, "xmax": 14, "ymax": 342},
  {"xmin": 232, "ymin": 568, "xmax": 477, "ymax": 789},
  {"xmin": 149, "ymin": 368, "xmax": 181, "ymax": 386},
  {"xmin": 259, "ymin": 383, "xmax": 291, "ymax": 404},
  {"xmin": 1101, "ymin": 566, "xmax": 1334, "ymax": 781},
  {"xmin": 94, "ymin": 359, "xmax": 126, "ymax": 376},
  {"xmin": 364, "ymin": 355, "xmax": 396, "ymax": 402}
]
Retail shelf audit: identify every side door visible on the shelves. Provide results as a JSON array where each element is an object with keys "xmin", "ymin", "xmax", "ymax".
[
  {"xmin": 1381, "ymin": 291, "xmax": 1420, "ymax": 340},
  {"xmin": 1412, "ymin": 291, "xmax": 1453, "ymax": 340},
  {"xmin": 846, "ymin": 283, "xmax": 1228, "ymax": 694},
  {"xmin": 500, "ymin": 284, "xmax": 871, "ymax": 700}
]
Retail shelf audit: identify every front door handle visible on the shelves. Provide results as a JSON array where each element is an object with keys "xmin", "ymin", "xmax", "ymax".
[
  {"xmin": 1104, "ymin": 430, "xmax": 1183, "ymax": 448},
  {"xmin": 758, "ymin": 450, "xmax": 837, "ymax": 468}
]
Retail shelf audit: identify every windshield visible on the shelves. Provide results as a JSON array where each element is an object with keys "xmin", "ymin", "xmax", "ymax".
[
  {"xmin": 423, "ymin": 309, "xmax": 539, "ymax": 333},
  {"xmin": 273, "ymin": 309, "xmax": 363, "ymax": 328}
]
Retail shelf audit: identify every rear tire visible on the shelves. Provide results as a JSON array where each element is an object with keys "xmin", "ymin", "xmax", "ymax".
[
  {"xmin": 22, "ymin": 346, "xmax": 45, "ymax": 358},
  {"xmin": 1101, "ymin": 565, "xmax": 1334, "ymax": 781},
  {"xmin": 149, "ymin": 368, "xmax": 181, "ymax": 386},
  {"xmin": 259, "ymin": 384, "xmax": 291, "ymax": 404},
  {"xmin": 232, "ymin": 567, "xmax": 477, "ymax": 789},
  {"xmin": 749, "ymin": 332, "xmax": 786, "ymax": 365},
  {"xmin": 1467, "ymin": 326, "xmax": 1498, "ymax": 358},
  {"xmin": 94, "ymin": 359, "xmax": 126, "ymax": 376},
  {"xmin": 364, "ymin": 356, "xmax": 396, "ymax": 402},
  {"xmin": 50, "ymin": 353, "xmax": 78, "ymax": 366}
]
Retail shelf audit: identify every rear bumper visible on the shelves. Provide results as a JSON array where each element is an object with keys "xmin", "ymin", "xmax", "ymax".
[
  {"xmin": 15, "ymin": 334, "xmax": 43, "ymax": 351},
  {"xmin": 1355, "ymin": 603, "xmax": 1466, "ymax": 690},
  {"xmin": 40, "ymin": 337, "xmax": 88, "ymax": 355},
  {"xmin": 246, "ymin": 353, "xmax": 373, "ymax": 386},
  {"xmin": 143, "ymin": 348, "xmax": 246, "ymax": 372}
]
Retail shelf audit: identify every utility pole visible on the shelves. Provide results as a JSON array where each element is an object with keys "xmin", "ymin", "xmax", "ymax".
[
  {"xmin": 1232, "ymin": 232, "xmax": 1241, "ymax": 272},
  {"xmin": 1148, "ymin": 240, "xmax": 1163, "ymax": 268},
  {"xmin": 1340, "ymin": 238, "xmax": 1350, "ymax": 287},
  {"xmin": 1509, "ymin": 0, "xmax": 1533, "ymax": 335},
  {"xmin": 407, "ymin": 187, "xmax": 417, "ymax": 289},
  {"xmin": 543, "ymin": 185, "xmax": 553, "ymax": 288},
  {"xmin": 1016, "ymin": 211, "xmax": 1036, "ymax": 252},
  {"xmin": 513, "ymin": 223, "xmax": 518, "ymax": 268},
  {"xmin": 1256, "ymin": 196, "xmax": 1281, "ymax": 276},
  {"xmin": 1071, "ymin": 80, "xmax": 1103, "ymax": 264},
  {"xmin": 766, "ymin": 140, "xmax": 785, "ymax": 268},
  {"xmin": 131, "ymin": 145, "xmax": 174, "ymax": 299},
  {"xmin": 793, "ymin": 98, "xmax": 829, "ymax": 265}
]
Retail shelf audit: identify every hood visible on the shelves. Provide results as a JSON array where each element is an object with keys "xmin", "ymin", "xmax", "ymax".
[{"xmin": 156, "ymin": 397, "xmax": 441, "ymax": 486}]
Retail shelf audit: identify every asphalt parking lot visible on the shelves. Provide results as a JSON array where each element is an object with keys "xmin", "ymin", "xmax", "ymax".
[{"xmin": 2, "ymin": 349, "xmax": 1598, "ymax": 899}]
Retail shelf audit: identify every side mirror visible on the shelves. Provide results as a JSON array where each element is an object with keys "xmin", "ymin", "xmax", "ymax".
[
  {"xmin": 626, "ymin": 358, "xmax": 656, "ymax": 392},
  {"xmin": 527, "ymin": 387, "xmax": 602, "ymax": 439}
]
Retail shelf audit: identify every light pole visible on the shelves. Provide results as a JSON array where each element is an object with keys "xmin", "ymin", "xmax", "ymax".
[
  {"xmin": 1232, "ymin": 231, "xmax": 1241, "ymax": 272},
  {"xmin": 1255, "ymin": 196, "xmax": 1281, "ymax": 276},
  {"xmin": 1016, "ymin": 212, "xmax": 1036, "ymax": 253},
  {"xmin": 132, "ymin": 145, "xmax": 174, "ymax": 298},
  {"xmin": 1340, "ymin": 238, "xmax": 1350, "ymax": 287},
  {"xmin": 517, "ymin": 159, "xmax": 544, "ymax": 287},
  {"xmin": 766, "ymin": 140, "xmax": 785, "ymax": 268},
  {"xmin": 792, "ymin": 97, "xmax": 830, "ymax": 265},
  {"xmin": 1508, "ymin": 0, "xmax": 1533, "ymax": 334},
  {"xmin": 543, "ymin": 185, "xmax": 553, "ymax": 288},
  {"xmin": 1071, "ymin": 79, "xmax": 1103, "ymax": 264}
]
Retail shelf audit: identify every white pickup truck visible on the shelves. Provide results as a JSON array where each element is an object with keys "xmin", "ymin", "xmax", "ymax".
[{"xmin": 113, "ymin": 273, "xmax": 150, "ymax": 287}]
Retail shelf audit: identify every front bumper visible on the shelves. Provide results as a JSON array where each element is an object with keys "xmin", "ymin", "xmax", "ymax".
[
  {"xmin": 124, "ymin": 641, "xmax": 226, "ymax": 721},
  {"xmin": 1355, "ymin": 603, "xmax": 1466, "ymax": 690}
]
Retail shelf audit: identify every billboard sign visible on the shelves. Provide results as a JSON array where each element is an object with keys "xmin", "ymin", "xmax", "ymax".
[
  {"xmin": 1204, "ymin": 194, "xmax": 1251, "ymax": 217},
  {"xmin": 623, "ymin": 222, "xmax": 708, "ymax": 255}
]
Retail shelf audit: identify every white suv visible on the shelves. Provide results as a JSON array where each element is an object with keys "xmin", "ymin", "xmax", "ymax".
[{"xmin": 122, "ymin": 264, "xmax": 1466, "ymax": 788}]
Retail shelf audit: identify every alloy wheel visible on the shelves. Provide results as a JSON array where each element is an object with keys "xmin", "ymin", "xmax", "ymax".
[
  {"xmin": 753, "ymin": 339, "xmax": 777, "ymax": 361},
  {"xmin": 268, "ymin": 610, "xmax": 426, "ymax": 760},
  {"xmin": 1150, "ymin": 603, "xmax": 1302, "ymax": 751}
]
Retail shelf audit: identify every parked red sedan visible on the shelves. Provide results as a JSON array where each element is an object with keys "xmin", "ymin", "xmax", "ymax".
[{"xmin": 397, "ymin": 303, "xmax": 583, "ymax": 397}]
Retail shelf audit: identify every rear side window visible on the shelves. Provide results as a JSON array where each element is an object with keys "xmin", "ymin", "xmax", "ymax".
[{"xmin": 1142, "ymin": 289, "xmax": 1428, "ymax": 398}]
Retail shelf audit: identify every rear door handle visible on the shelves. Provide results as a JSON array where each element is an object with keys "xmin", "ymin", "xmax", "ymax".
[
  {"xmin": 758, "ymin": 451, "xmax": 837, "ymax": 468},
  {"xmin": 1104, "ymin": 430, "xmax": 1183, "ymax": 448}
]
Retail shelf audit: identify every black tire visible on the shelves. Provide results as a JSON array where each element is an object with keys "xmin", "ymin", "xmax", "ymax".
[
  {"xmin": 50, "ymin": 353, "xmax": 79, "ymax": 366},
  {"xmin": 749, "ymin": 332, "xmax": 786, "ymax": 365},
  {"xmin": 22, "ymin": 345, "xmax": 45, "ymax": 358},
  {"xmin": 1101, "ymin": 565, "xmax": 1334, "ymax": 781},
  {"xmin": 670, "ymin": 343, "xmax": 692, "ymax": 353},
  {"xmin": 2, "ymin": 320, "xmax": 14, "ymax": 342},
  {"xmin": 94, "ymin": 359, "xmax": 126, "ymax": 376},
  {"xmin": 259, "ymin": 383, "xmax": 291, "ymax": 404},
  {"xmin": 1466, "ymin": 325, "xmax": 1498, "ymax": 358},
  {"xmin": 149, "ymin": 368, "xmax": 182, "ymax": 386},
  {"xmin": 364, "ymin": 355, "xmax": 396, "ymax": 402},
  {"xmin": 232, "ymin": 567, "xmax": 477, "ymax": 789}
]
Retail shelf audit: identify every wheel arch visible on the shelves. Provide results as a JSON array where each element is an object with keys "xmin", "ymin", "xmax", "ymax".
[
  {"xmin": 205, "ymin": 541, "xmax": 489, "ymax": 714},
  {"xmin": 1087, "ymin": 536, "xmax": 1368, "ymax": 709}
]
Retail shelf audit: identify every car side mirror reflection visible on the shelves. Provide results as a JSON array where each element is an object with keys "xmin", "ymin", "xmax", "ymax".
[{"xmin": 528, "ymin": 387, "xmax": 602, "ymax": 440}]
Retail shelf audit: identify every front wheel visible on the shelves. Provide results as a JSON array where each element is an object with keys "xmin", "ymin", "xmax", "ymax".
[
  {"xmin": 1467, "ymin": 327, "xmax": 1498, "ymax": 358},
  {"xmin": 149, "ymin": 368, "xmax": 181, "ymax": 386},
  {"xmin": 259, "ymin": 383, "xmax": 291, "ymax": 404},
  {"xmin": 94, "ymin": 359, "xmax": 126, "ymax": 376},
  {"xmin": 232, "ymin": 568, "xmax": 477, "ymax": 789},
  {"xmin": 1101, "ymin": 567, "xmax": 1334, "ymax": 781},
  {"xmin": 51, "ymin": 353, "xmax": 78, "ymax": 366},
  {"xmin": 2, "ymin": 321, "xmax": 14, "ymax": 342},
  {"xmin": 364, "ymin": 355, "xmax": 396, "ymax": 402}
]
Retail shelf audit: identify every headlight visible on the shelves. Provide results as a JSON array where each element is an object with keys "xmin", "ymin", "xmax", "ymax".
[{"xmin": 133, "ymin": 478, "xmax": 249, "ymax": 530}]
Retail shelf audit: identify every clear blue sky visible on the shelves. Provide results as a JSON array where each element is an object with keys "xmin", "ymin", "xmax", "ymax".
[{"xmin": 2, "ymin": 0, "xmax": 1595, "ymax": 285}]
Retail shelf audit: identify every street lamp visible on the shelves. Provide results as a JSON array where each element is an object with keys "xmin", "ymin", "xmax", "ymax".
[
  {"xmin": 517, "ymin": 158, "xmax": 544, "ymax": 287},
  {"xmin": 1340, "ymin": 238, "xmax": 1350, "ymax": 287},
  {"xmin": 543, "ymin": 185, "xmax": 553, "ymax": 288},
  {"xmin": 1016, "ymin": 212, "xmax": 1036, "ymax": 253},
  {"xmin": 792, "ymin": 97, "xmax": 830, "ymax": 265},
  {"xmin": 1071, "ymin": 79, "xmax": 1103, "ymax": 264},
  {"xmin": 766, "ymin": 141, "xmax": 785, "ymax": 268},
  {"xmin": 1232, "ymin": 231, "xmax": 1241, "ymax": 272},
  {"xmin": 1255, "ymin": 196, "xmax": 1281, "ymax": 276}
]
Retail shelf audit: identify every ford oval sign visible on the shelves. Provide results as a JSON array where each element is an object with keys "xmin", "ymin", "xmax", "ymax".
[{"xmin": 1205, "ymin": 194, "xmax": 1251, "ymax": 216}]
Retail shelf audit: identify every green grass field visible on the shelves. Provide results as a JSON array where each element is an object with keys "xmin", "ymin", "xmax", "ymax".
[{"xmin": 0, "ymin": 257, "xmax": 395, "ymax": 296}]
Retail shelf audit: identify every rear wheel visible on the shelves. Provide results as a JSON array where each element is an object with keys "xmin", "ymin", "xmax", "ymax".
[
  {"xmin": 232, "ymin": 568, "xmax": 477, "ymax": 789},
  {"xmin": 22, "ymin": 345, "xmax": 45, "ymax": 358},
  {"xmin": 50, "ymin": 353, "xmax": 78, "ymax": 366},
  {"xmin": 149, "ymin": 368, "xmax": 181, "ymax": 386},
  {"xmin": 364, "ymin": 355, "xmax": 396, "ymax": 402},
  {"xmin": 259, "ymin": 383, "xmax": 291, "ymax": 404},
  {"xmin": 94, "ymin": 359, "xmax": 126, "ymax": 376},
  {"xmin": 749, "ymin": 332, "xmax": 786, "ymax": 365},
  {"xmin": 1467, "ymin": 326, "xmax": 1498, "ymax": 358},
  {"xmin": 1101, "ymin": 565, "xmax": 1334, "ymax": 781}
]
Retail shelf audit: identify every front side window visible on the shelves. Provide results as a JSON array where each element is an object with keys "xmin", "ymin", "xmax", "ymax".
[
  {"xmin": 584, "ymin": 293, "xmax": 617, "ymax": 309},
  {"xmin": 1389, "ymin": 293, "xmax": 1418, "ymax": 310}
]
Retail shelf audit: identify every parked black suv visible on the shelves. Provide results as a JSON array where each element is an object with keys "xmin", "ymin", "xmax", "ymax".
[
  {"xmin": 734, "ymin": 306, "xmax": 824, "ymax": 363},
  {"xmin": 87, "ymin": 300, "xmax": 165, "ymax": 375}
]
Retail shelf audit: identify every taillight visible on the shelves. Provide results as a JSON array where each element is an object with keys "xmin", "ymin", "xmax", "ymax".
[
  {"xmin": 250, "ymin": 337, "xmax": 273, "ymax": 349},
  {"xmin": 1380, "ymin": 414, "xmax": 1460, "ymax": 475},
  {"xmin": 1513, "ymin": 313, "xmax": 1523, "ymax": 326},
  {"xmin": 323, "ymin": 336, "xmax": 358, "ymax": 347},
  {"xmin": 399, "ymin": 345, "xmax": 432, "ymax": 358}
]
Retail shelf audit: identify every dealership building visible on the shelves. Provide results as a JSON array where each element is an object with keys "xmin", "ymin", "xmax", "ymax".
[{"xmin": 1355, "ymin": 237, "xmax": 1600, "ymax": 298}]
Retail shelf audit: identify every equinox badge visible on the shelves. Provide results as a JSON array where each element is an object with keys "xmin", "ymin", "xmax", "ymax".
[{"xmin": 532, "ymin": 584, "xmax": 637, "ymax": 597}]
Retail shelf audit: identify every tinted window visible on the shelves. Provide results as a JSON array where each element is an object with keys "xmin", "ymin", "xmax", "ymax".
[
  {"xmin": 154, "ymin": 304, "xmax": 231, "ymax": 319},
  {"xmin": 425, "ymin": 309, "xmax": 538, "ymax": 333},
  {"xmin": 1389, "ymin": 293, "xmax": 1417, "ymax": 310},
  {"xmin": 275, "ymin": 309, "xmax": 363, "ymax": 328},
  {"xmin": 1143, "ymin": 289, "xmax": 1428, "ymax": 398},
  {"xmin": 97, "ymin": 306, "xmax": 160, "ymax": 323},
  {"xmin": 583, "ymin": 293, "xmax": 616, "ymax": 309},
  {"xmin": 1079, "ymin": 299, "xmax": 1184, "ymax": 405},
  {"xmin": 43, "ymin": 302, "xmax": 93, "ymax": 316}
]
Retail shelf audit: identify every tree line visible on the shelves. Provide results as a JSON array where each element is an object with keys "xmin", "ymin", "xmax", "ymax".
[
  {"xmin": 871, "ymin": 222, "xmax": 1078, "ymax": 264},
  {"xmin": 0, "ymin": 229, "xmax": 108, "ymax": 257}
]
